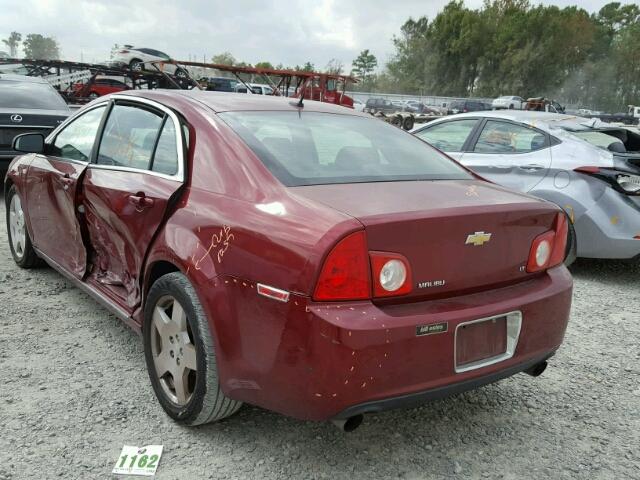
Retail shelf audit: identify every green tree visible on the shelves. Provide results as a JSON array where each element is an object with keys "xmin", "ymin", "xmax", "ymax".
[
  {"xmin": 255, "ymin": 61, "xmax": 274, "ymax": 69},
  {"xmin": 612, "ymin": 23, "xmax": 640, "ymax": 108},
  {"xmin": 2, "ymin": 32, "xmax": 22, "ymax": 58},
  {"xmin": 351, "ymin": 49, "xmax": 378, "ymax": 84},
  {"xmin": 23, "ymin": 34, "xmax": 59, "ymax": 60},
  {"xmin": 325, "ymin": 58, "xmax": 344, "ymax": 75},
  {"xmin": 211, "ymin": 52, "xmax": 236, "ymax": 65},
  {"xmin": 293, "ymin": 62, "xmax": 315, "ymax": 72},
  {"xmin": 382, "ymin": 0, "xmax": 640, "ymax": 111}
]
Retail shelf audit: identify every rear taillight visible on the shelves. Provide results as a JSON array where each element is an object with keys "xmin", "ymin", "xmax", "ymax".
[
  {"xmin": 526, "ymin": 213, "xmax": 568, "ymax": 272},
  {"xmin": 313, "ymin": 232, "xmax": 413, "ymax": 301},
  {"xmin": 575, "ymin": 166, "xmax": 640, "ymax": 195},
  {"xmin": 370, "ymin": 252, "xmax": 412, "ymax": 297},
  {"xmin": 574, "ymin": 166, "xmax": 600, "ymax": 174},
  {"xmin": 313, "ymin": 231, "xmax": 370, "ymax": 301}
]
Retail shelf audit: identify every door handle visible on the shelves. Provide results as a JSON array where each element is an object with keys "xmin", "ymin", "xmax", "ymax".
[
  {"xmin": 519, "ymin": 164, "xmax": 545, "ymax": 172},
  {"xmin": 128, "ymin": 193, "xmax": 154, "ymax": 211}
]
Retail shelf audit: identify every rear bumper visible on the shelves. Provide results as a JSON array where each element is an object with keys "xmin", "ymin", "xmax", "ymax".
[
  {"xmin": 334, "ymin": 351, "xmax": 554, "ymax": 419},
  {"xmin": 213, "ymin": 266, "xmax": 573, "ymax": 421},
  {"xmin": 575, "ymin": 187, "xmax": 640, "ymax": 259}
]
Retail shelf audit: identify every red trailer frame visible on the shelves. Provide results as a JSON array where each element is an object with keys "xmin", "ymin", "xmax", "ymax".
[{"xmin": 162, "ymin": 60, "xmax": 357, "ymax": 108}]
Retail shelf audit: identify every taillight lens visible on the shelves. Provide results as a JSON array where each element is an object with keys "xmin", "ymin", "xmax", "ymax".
[
  {"xmin": 370, "ymin": 252, "xmax": 412, "ymax": 297},
  {"xmin": 527, "ymin": 213, "xmax": 568, "ymax": 272},
  {"xmin": 313, "ymin": 231, "xmax": 370, "ymax": 301},
  {"xmin": 575, "ymin": 166, "xmax": 640, "ymax": 195}
]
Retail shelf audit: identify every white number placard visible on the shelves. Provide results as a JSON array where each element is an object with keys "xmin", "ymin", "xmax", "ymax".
[{"xmin": 112, "ymin": 445, "xmax": 163, "ymax": 476}]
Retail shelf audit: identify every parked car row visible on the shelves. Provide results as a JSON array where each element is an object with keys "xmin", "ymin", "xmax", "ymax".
[
  {"xmin": 491, "ymin": 95, "xmax": 526, "ymax": 110},
  {"xmin": 364, "ymin": 97, "xmax": 445, "ymax": 115},
  {"xmin": 5, "ymin": 90, "xmax": 572, "ymax": 430},
  {"xmin": 447, "ymin": 99, "xmax": 492, "ymax": 114}
]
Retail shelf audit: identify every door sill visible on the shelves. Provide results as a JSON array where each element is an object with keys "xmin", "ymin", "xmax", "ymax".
[{"xmin": 33, "ymin": 248, "xmax": 142, "ymax": 335}]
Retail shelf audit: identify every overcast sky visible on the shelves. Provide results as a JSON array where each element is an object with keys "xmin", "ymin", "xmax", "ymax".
[{"xmin": 1, "ymin": 0, "xmax": 637, "ymax": 69}]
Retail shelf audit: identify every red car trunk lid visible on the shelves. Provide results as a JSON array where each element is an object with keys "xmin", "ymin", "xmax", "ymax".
[{"xmin": 292, "ymin": 180, "xmax": 559, "ymax": 300}]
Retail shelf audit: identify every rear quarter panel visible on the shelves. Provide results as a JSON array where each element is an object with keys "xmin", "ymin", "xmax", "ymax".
[{"xmin": 143, "ymin": 186, "xmax": 361, "ymax": 400}]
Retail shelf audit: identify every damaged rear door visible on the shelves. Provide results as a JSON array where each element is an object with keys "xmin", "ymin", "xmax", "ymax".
[{"xmin": 82, "ymin": 99, "xmax": 185, "ymax": 309}]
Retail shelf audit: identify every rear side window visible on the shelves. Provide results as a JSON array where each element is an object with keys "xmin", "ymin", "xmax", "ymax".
[
  {"xmin": 52, "ymin": 105, "xmax": 106, "ymax": 161},
  {"xmin": 97, "ymin": 104, "xmax": 163, "ymax": 169},
  {"xmin": 151, "ymin": 119, "xmax": 179, "ymax": 175},
  {"xmin": 474, "ymin": 120, "xmax": 547, "ymax": 154},
  {"xmin": 414, "ymin": 120, "xmax": 478, "ymax": 152},
  {"xmin": 219, "ymin": 111, "xmax": 473, "ymax": 186}
]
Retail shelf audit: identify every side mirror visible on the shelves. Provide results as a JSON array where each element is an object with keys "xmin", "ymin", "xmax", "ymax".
[{"xmin": 13, "ymin": 133, "xmax": 45, "ymax": 154}]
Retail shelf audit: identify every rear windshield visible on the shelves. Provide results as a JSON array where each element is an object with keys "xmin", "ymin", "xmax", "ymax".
[
  {"xmin": 219, "ymin": 111, "xmax": 473, "ymax": 186},
  {"xmin": 570, "ymin": 130, "xmax": 625, "ymax": 150},
  {"xmin": 0, "ymin": 80, "xmax": 68, "ymax": 110}
]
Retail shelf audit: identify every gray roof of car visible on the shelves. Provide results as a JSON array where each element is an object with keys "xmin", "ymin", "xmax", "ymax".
[{"xmin": 413, "ymin": 110, "xmax": 598, "ymax": 132}]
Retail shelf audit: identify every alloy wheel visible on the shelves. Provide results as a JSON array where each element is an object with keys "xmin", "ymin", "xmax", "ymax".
[
  {"xmin": 9, "ymin": 194, "xmax": 26, "ymax": 260},
  {"xmin": 150, "ymin": 295, "xmax": 197, "ymax": 406}
]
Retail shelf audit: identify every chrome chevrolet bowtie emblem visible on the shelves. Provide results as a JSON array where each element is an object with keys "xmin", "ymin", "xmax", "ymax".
[
  {"xmin": 10, "ymin": 114, "xmax": 23, "ymax": 123},
  {"xmin": 465, "ymin": 231, "xmax": 492, "ymax": 246}
]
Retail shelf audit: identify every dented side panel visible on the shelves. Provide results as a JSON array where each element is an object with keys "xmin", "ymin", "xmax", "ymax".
[
  {"xmin": 82, "ymin": 166, "xmax": 182, "ymax": 309},
  {"xmin": 22, "ymin": 155, "xmax": 88, "ymax": 278}
]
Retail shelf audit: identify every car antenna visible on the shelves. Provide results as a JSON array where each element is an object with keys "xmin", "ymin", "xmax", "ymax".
[{"xmin": 289, "ymin": 92, "xmax": 304, "ymax": 108}]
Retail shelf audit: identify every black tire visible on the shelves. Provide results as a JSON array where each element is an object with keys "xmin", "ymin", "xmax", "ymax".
[
  {"xmin": 143, "ymin": 272, "xmax": 242, "ymax": 425},
  {"xmin": 564, "ymin": 216, "xmax": 577, "ymax": 267},
  {"xmin": 129, "ymin": 59, "xmax": 144, "ymax": 72},
  {"xmin": 509, "ymin": 104, "xmax": 514, "ymax": 109},
  {"xmin": 402, "ymin": 116, "xmax": 415, "ymax": 131},
  {"xmin": 175, "ymin": 68, "xmax": 188, "ymax": 78},
  {"xmin": 5, "ymin": 185, "xmax": 42, "ymax": 268}
]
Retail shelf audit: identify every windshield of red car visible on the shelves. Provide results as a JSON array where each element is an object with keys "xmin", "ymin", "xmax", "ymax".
[
  {"xmin": 0, "ymin": 80, "xmax": 69, "ymax": 110},
  {"xmin": 219, "ymin": 111, "xmax": 473, "ymax": 186}
]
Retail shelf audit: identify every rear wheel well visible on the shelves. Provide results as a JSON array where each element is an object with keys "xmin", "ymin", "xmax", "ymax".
[{"xmin": 146, "ymin": 261, "xmax": 181, "ymax": 295}]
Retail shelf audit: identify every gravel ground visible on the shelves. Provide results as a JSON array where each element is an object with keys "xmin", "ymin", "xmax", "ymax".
[{"xmin": 0, "ymin": 194, "xmax": 639, "ymax": 480}]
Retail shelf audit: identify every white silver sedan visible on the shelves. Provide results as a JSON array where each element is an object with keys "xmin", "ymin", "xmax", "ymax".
[
  {"xmin": 108, "ymin": 46, "xmax": 188, "ymax": 77},
  {"xmin": 413, "ymin": 111, "xmax": 640, "ymax": 260},
  {"xmin": 492, "ymin": 96, "xmax": 525, "ymax": 110}
]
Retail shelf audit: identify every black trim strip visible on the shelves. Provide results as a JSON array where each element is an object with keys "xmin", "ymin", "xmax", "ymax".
[
  {"xmin": 33, "ymin": 247, "xmax": 141, "ymax": 335},
  {"xmin": 333, "ymin": 352, "xmax": 555, "ymax": 419}
]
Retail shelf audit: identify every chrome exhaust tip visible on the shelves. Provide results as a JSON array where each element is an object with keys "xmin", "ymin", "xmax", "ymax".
[
  {"xmin": 331, "ymin": 414, "xmax": 364, "ymax": 432},
  {"xmin": 525, "ymin": 361, "xmax": 548, "ymax": 377}
]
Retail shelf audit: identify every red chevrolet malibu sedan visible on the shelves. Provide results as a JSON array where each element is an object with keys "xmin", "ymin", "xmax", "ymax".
[{"xmin": 4, "ymin": 91, "xmax": 572, "ymax": 430}]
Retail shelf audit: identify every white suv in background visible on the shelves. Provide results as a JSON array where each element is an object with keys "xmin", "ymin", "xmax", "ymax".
[
  {"xmin": 492, "ymin": 95, "xmax": 525, "ymax": 110},
  {"xmin": 108, "ymin": 46, "xmax": 188, "ymax": 77}
]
